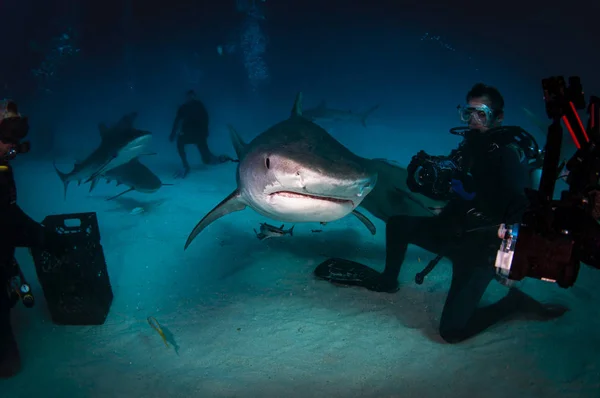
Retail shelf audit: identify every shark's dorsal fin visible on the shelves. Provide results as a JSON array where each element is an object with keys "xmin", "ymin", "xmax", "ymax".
[
  {"xmin": 99, "ymin": 112, "xmax": 138, "ymax": 140},
  {"xmin": 98, "ymin": 123, "xmax": 110, "ymax": 138},
  {"xmin": 227, "ymin": 124, "xmax": 247, "ymax": 159},
  {"xmin": 114, "ymin": 112, "xmax": 138, "ymax": 130},
  {"xmin": 291, "ymin": 92, "xmax": 303, "ymax": 118}
]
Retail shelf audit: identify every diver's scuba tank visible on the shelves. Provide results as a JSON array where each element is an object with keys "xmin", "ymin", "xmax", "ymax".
[{"xmin": 529, "ymin": 165, "xmax": 543, "ymax": 191}]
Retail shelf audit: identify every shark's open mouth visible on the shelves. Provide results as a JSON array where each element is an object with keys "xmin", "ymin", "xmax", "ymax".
[{"xmin": 270, "ymin": 191, "xmax": 353, "ymax": 205}]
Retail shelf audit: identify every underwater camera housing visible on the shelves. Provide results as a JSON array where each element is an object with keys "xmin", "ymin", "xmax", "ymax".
[
  {"xmin": 406, "ymin": 150, "xmax": 463, "ymax": 201},
  {"xmin": 495, "ymin": 76, "xmax": 600, "ymax": 288}
]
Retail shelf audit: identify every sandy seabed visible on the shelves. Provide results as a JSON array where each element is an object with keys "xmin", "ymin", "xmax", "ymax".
[{"xmin": 2, "ymin": 159, "xmax": 599, "ymax": 398}]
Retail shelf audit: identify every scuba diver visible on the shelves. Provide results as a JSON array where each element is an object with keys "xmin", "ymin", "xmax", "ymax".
[
  {"xmin": 0, "ymin": 100, "xmax": 70, "ymax": 378},
  {"xmin": 315, "ymin": 83, "xmax": 568, "ymax": 343},
  {"xmin": 169, "ymin": 89, "xmax": 234, "ymax": 178}
]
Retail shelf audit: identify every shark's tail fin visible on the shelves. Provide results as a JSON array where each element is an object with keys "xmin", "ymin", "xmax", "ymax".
[
  {"xmin": 289, "ymin": 225, "xmax": 295, "ymax": 236},
  {"xmin": 361, "ymin": 104, "xmax": 380, "ymax": 128},
  {"xmin": 53, "ymin": 162, "xmax": 70, "ymax": 200}
]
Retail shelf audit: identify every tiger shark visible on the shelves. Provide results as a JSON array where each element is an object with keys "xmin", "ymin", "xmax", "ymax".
[
  {"xmin": 54, "ymin": 112, "xmax": 153, "ymax": 199},
  {"xmin": 184, "ymin": 92, "xmax": 378, "ymax": 250}
]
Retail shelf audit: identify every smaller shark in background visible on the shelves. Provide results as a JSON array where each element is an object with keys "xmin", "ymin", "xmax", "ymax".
[
  {"xmin": 253, "ymin": 222, "xmax": 295, "ymax": 241},
  {"xmin": 97, "ymin": 159, "xmax": 172, "ymax": 201},
  {"xmin": 54, "ymin": 112, "xmax": 153, "ymax": 199},
  {"xmin": 302, "ymin": 101, "xmax": 380, "ymax": 127}
]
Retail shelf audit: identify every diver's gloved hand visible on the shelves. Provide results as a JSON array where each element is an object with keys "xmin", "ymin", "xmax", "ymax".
[
  {"xmin": 41, "ymin": 229, "xmax": 72, "ymax": 259},
  {"xmin": 450, "ymin": 179, "xmax": 476, "ymax": 201}
]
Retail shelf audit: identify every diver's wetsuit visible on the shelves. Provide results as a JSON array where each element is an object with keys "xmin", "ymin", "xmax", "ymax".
[
  {"xmin": 0, "ymin": 163, "xmax": 68, "ymax": 377},
  {"xmin": 171, "ymin": 99, "xmax": 228, "ymax": 177},
  {"xmin": 0, "ymin": 163, "xmax": 41, "ymax": 377},
  {"xmin": 315, "ymin": 130, "xmax": 566, "ymax": 343}
]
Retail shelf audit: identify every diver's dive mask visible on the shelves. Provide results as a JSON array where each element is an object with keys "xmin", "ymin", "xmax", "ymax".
[{"xmin": 457, "ymin": 103, "xmax": 494, "ymax": 127}]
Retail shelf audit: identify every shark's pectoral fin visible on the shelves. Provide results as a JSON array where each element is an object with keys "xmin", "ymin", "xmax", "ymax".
[
  {"xmin": 351, "ymin": 209, "xmax": 376, "ymax": 235},
  {"xmin": 106, "ymin": 188, "xmax": 134, "ymax": 201},
  {"xmin": 86, "ymin": 157, "xmax": 114, "ymax": 183},
  {"xmin": 89, "ymin": 178, "xmax": 100, "ymax": 193},
  {"xmin": 184, "ymin": 190, "xmax": 247, "ymax": 250}
]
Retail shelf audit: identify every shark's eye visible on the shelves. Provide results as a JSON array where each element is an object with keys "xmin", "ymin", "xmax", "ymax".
[{"xmin": 265, "ymin": 157, "xmax": 270, "ymax": 169}]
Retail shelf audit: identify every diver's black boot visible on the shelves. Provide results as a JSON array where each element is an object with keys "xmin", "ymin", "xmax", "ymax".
[
  {"xmin": 0, "ymin": 315, "xmax": 21, "ymax": 379},
  {"xmin": 314, "ymin": 258, "xmax": 399, "ymax": 293}
]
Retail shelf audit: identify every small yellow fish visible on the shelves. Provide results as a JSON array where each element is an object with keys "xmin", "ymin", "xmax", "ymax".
[{"xmin": 147, "ymin": 316, "xmax": 169, "ymax": 348}]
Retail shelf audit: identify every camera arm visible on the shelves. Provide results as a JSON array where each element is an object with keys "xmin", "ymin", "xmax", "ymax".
[{"xmin": 538, "ymin": 77, "xmax": 587, "ymax": 202}]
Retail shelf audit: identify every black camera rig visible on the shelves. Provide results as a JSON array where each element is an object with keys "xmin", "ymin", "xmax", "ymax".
[
  {"xmin": 406, "ymin": 149, "xmax": 463, "ymax": 201},
  {"xmin": 495, "ymin": 76, "xmax": 600, "ymax": 288}
]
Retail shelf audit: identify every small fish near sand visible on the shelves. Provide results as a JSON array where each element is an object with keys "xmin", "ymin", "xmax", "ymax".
[
  {"xmin": 147, "ymin": 316, "xmax": 180, "ymax": 355},
  {"xmin": 253, "ymin": 222, "xmax": 295, "ymax": 241}
]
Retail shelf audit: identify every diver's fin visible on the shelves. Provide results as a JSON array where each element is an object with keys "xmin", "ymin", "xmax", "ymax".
[
  {"xmin": 291, "ymin": 92, "xmax": 303, "ymax": 117},
  {"xmin": 184, "ymin": 189, "xmax": 247, "ymax": 250},
  {"xmin": 106, "ymin": 187, "xmax": 134, "ymax": 201},
  {"xmin": 351, "ymin": 209, "xmax": 376, "ymax": 235},
  {"xmin": 314, "ymin": 258, "xmax": 398, "ymax": 293}
]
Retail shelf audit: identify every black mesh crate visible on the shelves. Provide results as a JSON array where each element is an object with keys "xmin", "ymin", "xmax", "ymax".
[{"xmin": 30, "ymin": 212, "xmax": 113, "ymax": 325}]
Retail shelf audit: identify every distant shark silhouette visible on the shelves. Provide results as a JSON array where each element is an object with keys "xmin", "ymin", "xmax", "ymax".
[
  {"xmin": 54, "ymin": 112, "xmax": 155, "ymax": 199},
  {"xmin": 302, "ymin": 100, "xmax": 380, "ymax": 127}
]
